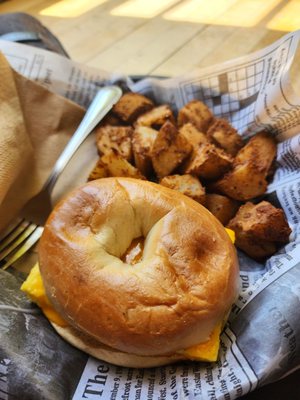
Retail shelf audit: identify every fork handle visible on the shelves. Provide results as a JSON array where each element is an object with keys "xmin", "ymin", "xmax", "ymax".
[{"xmin": 44, "ymin": 85, "xmax": 122, "ymax": 192}]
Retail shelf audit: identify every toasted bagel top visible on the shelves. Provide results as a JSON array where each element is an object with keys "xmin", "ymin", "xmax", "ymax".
[{"xmin": 39, "ymin": 178, "xmax": 239, "ymax": 356}]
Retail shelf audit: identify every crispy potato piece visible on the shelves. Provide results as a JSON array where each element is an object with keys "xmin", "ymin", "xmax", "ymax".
[
  {"xmin": 87, "ymin": 159, "xmax": 108, "ymax": 181},
  {"xmin": 112, "ymin": 92, "xmax": 154, "ymax": 124},
  {"xmin": 160, "ymin": 174, "xmax": 206, "ymax": 205},
  {"xmin": 206, "ymin": 118, "xmax": 243, "ymax": 156},
  {"xmin": 212, "ymin": 131, "xmax": 277, "ymax": 201},
  {"xmin": 205, "ymin": 194, "xmax": 239, "ymax": 225},
  {"xmin": 232, "ymin": 232, "xmax": 277, "ymax": 260},
  {"xmin": 99, "ymin": 112, "xmax": 123, "ymax": 127},
  {"xmin": 182, "ymin": 143, "xmax": 232, "ymax": 180},
  {"xmin": 179, "ymin": 123, "xmax": 209, "ymax": 151},
  {"xmin": 211, "ymin": 162, "xmax": 268, "ymax": 201},
  {"xmin": 177, "ymin": 100, "xmax": 214, "ymax": 132},
  {"xmin": 95, "ymin": 125, "xmax": 133, "ymax": 161},
  {"xmin": 234, "ymin": 130, "xmax": 276, "ymax": 171},
  {"xmin": 132, "ymin": 126, "xmax": 158, "ymax": 176},
  {"xmin": 101, "ymin": 150, "xmax": 145, "ymax": 179},
  {"xmin": 267, "ymin": 158, "xmax": 277, "ymax": 180},
  {"xmin": 135, "ymin": 105, "xmax": 175, "ymax": 128},
  {"xmin": 228, "ymin": 201, "xmax": 291, "ymax": 242},
  {"xmin": 227, "ymin": 201, "xmax": 291, "ymax": 259},
  {"xmin": 151, "ymin": 121, "xmax": 192, "ymax": 179}
]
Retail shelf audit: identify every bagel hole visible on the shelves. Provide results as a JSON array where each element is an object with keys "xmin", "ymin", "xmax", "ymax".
[{"xmin": 121, "ymin": 237, "xmax": 144, "ymax": 265}]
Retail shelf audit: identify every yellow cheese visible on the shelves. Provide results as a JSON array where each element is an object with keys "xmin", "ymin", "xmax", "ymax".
[
  {"xmin": 21, "ymin": 225, "xmax": 235, "ymax": 361},
  {"xmin": 21, "ymin": 263, "xmax": 67, "ymax": 327},
  {"xmin": 178, "ymin": 322, "xmax": 222, "ymax": 362},
  {"xmin": 225, "ymin": 228, "xmax": 235, "ymax": 243}
]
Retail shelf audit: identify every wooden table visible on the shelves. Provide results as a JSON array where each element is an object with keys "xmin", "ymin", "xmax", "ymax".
[
  {"xmin": 1, "ymin": 0, "xmax": 299, "ymax": 82},
  {"xmin": 0, "ymin": 0, "xmax": 299, "ymax": 398}
]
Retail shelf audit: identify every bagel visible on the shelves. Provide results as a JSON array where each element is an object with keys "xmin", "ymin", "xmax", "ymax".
[{"xmin": 23, "ymin": 177, "xmax": 239, "ymax": 367}]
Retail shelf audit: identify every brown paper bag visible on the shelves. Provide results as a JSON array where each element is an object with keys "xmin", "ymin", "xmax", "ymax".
[{"xmin": 0, "ymin": 52, "xmax": 85, "ymax": 232}]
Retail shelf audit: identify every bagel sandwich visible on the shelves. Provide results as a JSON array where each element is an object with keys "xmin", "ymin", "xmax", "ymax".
[{"xmin": 21, "ymin": 178, "xmax": 239, "ymax": 368}]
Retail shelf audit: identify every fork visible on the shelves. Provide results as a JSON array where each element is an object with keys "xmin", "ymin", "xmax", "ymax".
[{"xmin": 0, "ymin": 85, "xmax": 122, "ymax": 270}]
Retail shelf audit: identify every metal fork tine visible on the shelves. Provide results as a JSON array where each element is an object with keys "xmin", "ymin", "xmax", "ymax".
[
  {"xmin": 1, "ymin": 226, "xmax": 44, "ymax": 271},
  {"xmin": 0, "ymin": 218, "xmax": 22, "ymax": 239},
  {"xmin": 0, "ymin": 223, "xmax": 38, "ymax": 261},
  {"xmin": 0, "ymin": 219, "xmax": 31, "ymax": 252}
]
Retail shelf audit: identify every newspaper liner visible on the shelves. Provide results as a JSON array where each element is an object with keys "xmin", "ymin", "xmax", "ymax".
[{"xmin": 1, "ymin": 30, "xmax": 300, "ymax": 399}]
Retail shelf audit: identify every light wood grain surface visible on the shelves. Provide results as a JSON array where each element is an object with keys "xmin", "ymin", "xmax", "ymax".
[{"xmin": 0, "ymin": 0, "xmax": 299, "ymax": 84}]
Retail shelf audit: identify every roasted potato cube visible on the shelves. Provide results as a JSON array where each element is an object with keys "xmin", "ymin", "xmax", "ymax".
[
  {"xmin": 227, "ymin": 201, "xmax": 291, "ymax": 260},
  {"xmin": 101, "ymin": 150, "xmax": 145, "ymax": 179},
  {"xmin": 87, "ymin": 159, "xmax": 108, "ymax": 181},
  {"xmin": 212, "ymin": 132, "xmax": 277, "ymax": 201},
  {"xmin": 160, "ymin": 174, "xmax": 206, "ymax": 205},
  {"xmin": 135, "ymin": 105, "xmax": 175, "ymax": 128},
  {"xmin": 267, "ymin": 158, "xmax": 277, "ymax": 180},
  {"xmin": 232, "ymin": 232, "xmax": 277, "ymax": 260},
  {"xmin": 234, "ymin": 130, "xmax": 276, "ymax": 171},
  {"xmin": 177, "ymin": 100, "xmax": 214, "ymax": 132},
  {"xmin": 132, "ymin": 126, "xmax": 158, "ymax": 176},
  {"xmin": 99, "ymin": 112, "xmax": 123, "ymax": 127},
  {"xmin": 228, "ymin": 201, "xmax": 291, "ymax": 242},
  {"xmin": 211, "ymin": 162, "xmax": 268, "ymax": 201},
  {"xmin": 112, "ymin": 92, "xmax": 154, "ymax": 124},
  {"xmin": 205, "ymin": 194, "xmax": 239, "ymax": 225},
  {"xmin": 206, "ymin": 118, "xmax": 243, "ymax": 156},
  {"xmin": 95, "ymin": 125, "xmax": 133, "ymax": 161},
  {"xmin": 179, "ymin": 123, "xmax": 209, "ymax": 151},
  {"xmin": 183, "ymin": 143, "xmax": 232, "ymax": 180},
  {"xmin": 151, "ymin": 121, "xmax": 192, "ymax": 179}
]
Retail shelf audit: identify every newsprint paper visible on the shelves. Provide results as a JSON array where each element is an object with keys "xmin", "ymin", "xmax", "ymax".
[{"xmin": 1, "ymin": 30, "xmax": 300, "ymax": 400}]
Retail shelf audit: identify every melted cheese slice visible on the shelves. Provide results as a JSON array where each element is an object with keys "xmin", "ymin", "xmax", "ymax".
[
  {"xmin": 21, "ymin": 263, "xmax": 67, "ymax": 327},
  {"xmin": 21, "ymin": 228, "xmax": 235, "ymax": 361},
  {"xmin": 226, "ymin": 227, "xmax": 235, "ymax": 244},
  {"xmin": 179, "ymin": 322, "xmax": 222, "ymax": 361}
]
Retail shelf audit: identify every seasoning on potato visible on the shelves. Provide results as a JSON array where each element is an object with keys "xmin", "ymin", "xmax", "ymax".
[{"xmin": 88, "ymin": 92, "xmax": 291, "ymax": 260}]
